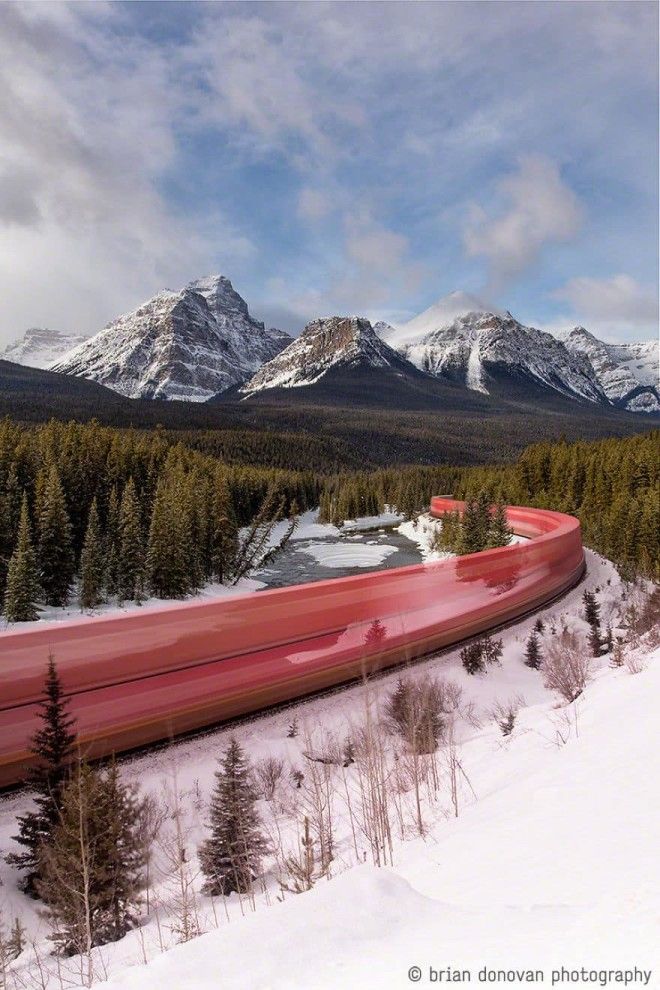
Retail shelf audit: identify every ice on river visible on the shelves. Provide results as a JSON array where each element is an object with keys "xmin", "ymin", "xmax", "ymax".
[{"xmin": 296, "ymin": 542, "xmax": 398, "ymax": 568}]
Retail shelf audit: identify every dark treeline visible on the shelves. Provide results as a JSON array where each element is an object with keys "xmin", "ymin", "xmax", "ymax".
[
  {"xmin": 1, "ymin": 420, "xmax": 657, "ymax": 621},
  {"xmin": 318, "ymin": 431, "xmax": 659, "ymax": 581},
  {"xmin": 0, "ymin": 418, "xmax": 319, "ymax": 619}
]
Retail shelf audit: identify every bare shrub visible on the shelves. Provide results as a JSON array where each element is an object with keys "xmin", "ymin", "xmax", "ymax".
[
  {"xmin": 542, "ymin": 630, "xmax": 592, "ymax": 703},
  {"xmin": 489, "ymin": 694, "xmax": 526, "ymax": 736},
  {"xmin": 255, "ymin": 757, "xmax": 285, "ymax": 801},
  {"xmin": 279, "ymin": 816, "xmax": 328, "ymax": 894},
  {"xmin": 624, "ymin": 651, "xmax": 646, "ymax": 676}
]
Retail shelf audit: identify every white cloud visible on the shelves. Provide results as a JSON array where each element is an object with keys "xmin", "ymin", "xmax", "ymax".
[
  {"xmin": 297, "ymin": 188, "xmax": 333, "ymax": 222},
  {"xmin": 553, "ymin": 274, "xmax": 659, "ymax": 336},
  {"xmin": 0, "ymin": 5, "xmax": 251, "ymax": 339},
  {"xmin": 463, "ymin": 156, "xmax": 583, "ymax": 286}
]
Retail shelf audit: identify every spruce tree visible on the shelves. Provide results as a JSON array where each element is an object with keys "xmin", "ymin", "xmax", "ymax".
[
  {"xmin": 146, "ymin": 478, "xmax": 190, "ymax": 599},
  {"xmin": 524, "ymin": 630, "xmax": 542, "ymax": 669},
  {"xmin": 461, "ymin": 641, "xmax": 484, "ymax": 675},
  {"xmin": 104, "ymin": 486, "xmax": 121, "ymax": 597},
  {"xmin": 37, "ymin": 465, "xmax": 74, "ymax": 607},
  {"xmin": 199, "ymin": 738, "xmax": 269, "ymax": 895},
  {"xmin": 582, "ymin": 590, "xmax": 601, "ymax": 630},
  {"xmin": 37, "ymin": 760, "xmax": 149, "ymax": 952},
  {"xmin": 3, "ymin": 495, "xmax": 41, "ymax": 623},
  {"xmin": 212, "ymin": 474, "xmax": 239, "ymax": 584},
  {"xmin": 460, "ymin": 498, "xmax": 481, "ymax": 554},
  {"xmin": 489, "ymin": 500, "xmax": 512, "ymax": 548},
  {"xmin": 6, "ymin": 656, "xmax": 76, "ymax": 894},
  {"xmin": 117, "ymin": 479, "xmax": 146, "ymax": 603},
  {"xmin": 481, "ymin": 634, "xmax": 503, "ymax": 666},
  {"xmin": 79, "ymin": 498, "xmax": 105, "ymax": 611},
  {"xmin": 582, "ymin": 590, "xmax": 602, "ymax": 656}
]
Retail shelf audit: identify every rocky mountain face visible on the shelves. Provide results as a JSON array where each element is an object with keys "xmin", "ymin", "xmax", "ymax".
[
  {"xmin": 51, "ymin": 276, "xmax": 291, "ymax": 401},
  {"xmin": 560, "ymin": 326, "xmax": 659, "ymax": 413},
  {"xmin": 0, "ymin": 327, "xmax": 89, "ymax": 369},
  {"xmin": 380, "ymin": 293, "xmax": 608, "ymax": 405},
  {"xmin": 239, "ymin": 316, "xmax": 412, "ymax": 394}
]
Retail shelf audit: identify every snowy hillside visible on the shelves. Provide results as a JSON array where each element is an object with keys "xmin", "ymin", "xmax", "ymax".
[
  {"xmin": 51, "ymin": 276, "xmax": 291, "ymax": 401},
  {"xmin": 560, "ymin": 326, "xmax": 659, "ymax": 413},
  {"xmin": 1, "ymin": 543, "xmax": 657, "ymax": 990},
  {"xmin": 380, "ymin": 294, "xmax": 607, "ymax": 404},
  {"xmin": 103, "ymin": 623, "xmax": 660, "ymax": 989},
  {"xmin": 240, "ymin": 316, "xmax": 411, "ymax": 394},
  {"xmin": 0, "ymin": 327, "xmax": 88, "ymax": 369}
]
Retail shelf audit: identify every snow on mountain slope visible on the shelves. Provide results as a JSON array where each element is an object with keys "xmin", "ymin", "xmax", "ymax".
[
  {"xmin": 101, "ymin": 640, "xmax": 659, "ymax": 990},
  {"xmin": 561, "ymin": 326, "xmax": 659, "ymax": 413},
  {"xmin": 387, "ymin": 290, "xmax": 504, "ymax": 347},
  {"xmin": 0, "ymin": 327, "xmax": 88, "ymax": 369},
  {"xmin": 240, "ymin": 316, "xmax": 409, "ymax": 394},
  {"xmin": 51, "ymin": 276, "xmax": 291, "ymax": 401},
  {"xmin": 380, "ymin": 296, "xmax": 607, "ymax": 404}
]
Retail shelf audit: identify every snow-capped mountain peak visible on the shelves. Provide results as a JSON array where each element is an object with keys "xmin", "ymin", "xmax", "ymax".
[
  {"xmin": 240, "ymin": 316, "xmax": 406, "ymax": 394},
  {"xmin": 559, "ymin": 325, "xmax": 659, "ymax": 413},
  {"xmin": 386, "ymin": 291, "xmax": 505, "ymax": 348},
  {"xmin": 378, "ymin": 301, "xmax": 608, "ymax": 405},
  {"xmin": 51, "ymin": 276, "xmax": 292, "ymax": 402},
  {"xmin": 0, "ymin": 327, "xmax": 89, "ymax": 369}
]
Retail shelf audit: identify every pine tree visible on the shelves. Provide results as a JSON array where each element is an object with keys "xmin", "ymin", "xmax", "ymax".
[
  {"xmin": 146, "ymin": 478, "xmax": 190, "ymax": 599},
  {"xmin": 489, "ymin": 500, "xmax": 512, "ymax": 548},
  {"xmin": 534, "ymin": 617, "xmax": 545, "ymax": 634},
  {"xmin": 37, "ymin": 465, "xmax": 74, "ymax": 607},
  {"xmin": 6, "ymin": 656, "xmax": 76, "ymax": 894},
  {"xmin": 582, "ymin": 590, "xmax": 601, "ymax": 630},
  {"xmin": 37, "ymin": 760, "xmax": 149, "ymax": 953},
  {"xmin": 583, "ymin": 590, "xmax": 602, "ymax": 656},
  {"xmin": 104, "ymin": 486, "xmax": 121, "ymax": 597},
  {"xmin": 3, "ymin": 495, "xmax": 41, "ymax": 622},
  {"xmin": 481, "ymin": 634, "xmax": 503, "ymax": 666},
  {"xmin": 459, "ymin": 498, "xmax": 481, "ymax": 554},
  {"xmin": 79, "ymin": 499, "xmax": 105, "ymax": 611},
  {"xmin": 212, "ymin": 474, "xmax": 239, "ymax": 584},
  {"xmin": 198, "ymin": 738, "xmax": 269, "ymax": 896},
  {"xmin": 461, "ymin": 641, "xmax": 484, "ymax": 675},
  {"xmin": 588, "ymin": 623, "xmax": 603, "ymax": 657},
  {"xmin": 524, "ymin": 630, "xmax": 542, "ymax": 669},
  {"xmin": 117, "ymin": 479, "xmax": 146, "ymax": 603}
]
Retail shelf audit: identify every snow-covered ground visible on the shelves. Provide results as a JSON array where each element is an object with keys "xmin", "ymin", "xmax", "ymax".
[{"xmin": 1, "ymin": 548, "xmax": 657, "ymax": 989}]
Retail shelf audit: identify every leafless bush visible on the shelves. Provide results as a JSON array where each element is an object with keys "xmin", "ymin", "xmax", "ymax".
[
  {"xmin": 279, "ymin": 816, "xmax": 328, "ymax": 895},
  {"xmin": 542, "ymin": 630, "xmax": 592, "ymax": 703},
  {"xmin": 624, "ymin": 651, "xmax": 646, "ymax": 675},
  {"xmin": 159, "ymin": 775, "xmax": 201, "ymax": 944},
  {"xmin": 350, "ymin": 694, "xmax": 394, "ymax": 865},
  {"xmin": 255, "ymin": 757, "xmax": 285, "ymax": 801},
  {"xmin": 488, "ymin": 694, "xmax": 526, "ymax": 736}
]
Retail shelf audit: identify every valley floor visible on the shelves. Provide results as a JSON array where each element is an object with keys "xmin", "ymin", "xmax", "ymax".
[{"xmin": 0, "ymin": 549, "xmax": 657, "ymax": 989}]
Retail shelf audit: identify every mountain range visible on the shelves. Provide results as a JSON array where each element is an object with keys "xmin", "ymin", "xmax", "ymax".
[{"xmin": 1, "ymin": 278, "xmax": 657, "ymax": 414}]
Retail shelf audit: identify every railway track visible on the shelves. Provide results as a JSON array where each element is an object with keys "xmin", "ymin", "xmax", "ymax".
[{"xmin": 0, "ymin": 498, "xmax": 585, "ymax": 787}]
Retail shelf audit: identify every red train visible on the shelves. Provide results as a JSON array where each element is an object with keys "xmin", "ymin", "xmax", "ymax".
[{"xmin": 0, "ymin": 499, "xmax": 584, "ymax": 787}]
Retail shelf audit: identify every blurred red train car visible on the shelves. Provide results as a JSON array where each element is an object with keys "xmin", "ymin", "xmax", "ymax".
[{"xmin": 0, "ymin": 499, "xmax": 585, "ymax": 787}]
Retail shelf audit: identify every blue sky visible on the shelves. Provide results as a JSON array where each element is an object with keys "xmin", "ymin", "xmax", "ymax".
[{"xmin": 0, "ymin": 1, "xmax": 657, "ymax": 342}]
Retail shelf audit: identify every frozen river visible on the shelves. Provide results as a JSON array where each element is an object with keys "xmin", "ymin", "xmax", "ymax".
[{"xmin": 254, "ymin": 523, "xmax": 424, "ymax": 589}]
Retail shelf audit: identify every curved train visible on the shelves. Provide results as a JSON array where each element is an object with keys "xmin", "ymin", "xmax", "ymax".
[{"xmin": 0, "ymin": 498, "xmax": 585, "ymax": 787}]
